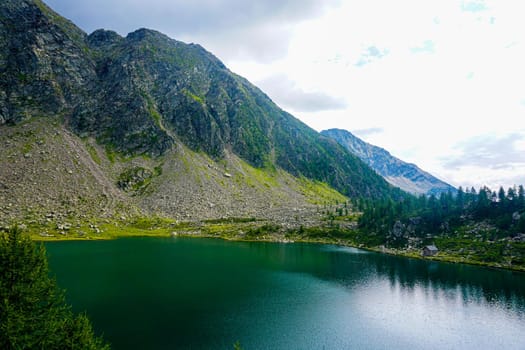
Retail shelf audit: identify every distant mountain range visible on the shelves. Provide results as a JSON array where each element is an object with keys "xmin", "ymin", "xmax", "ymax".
[
  {"xmin": 0, "ymin": 0, "xmax": 405, "ymax": 226},
  {"xmin": 321, "ymin": 129, "xmax": 456, "ymax": 196}
]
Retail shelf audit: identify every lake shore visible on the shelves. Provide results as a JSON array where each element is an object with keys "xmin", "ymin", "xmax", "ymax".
[{"xmin": 25, "ymin": 218, "xmax": 525, "ymax": 273}]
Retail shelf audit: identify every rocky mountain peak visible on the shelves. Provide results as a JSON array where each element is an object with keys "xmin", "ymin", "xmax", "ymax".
[
  {"xmin": 126, "ymin": 28, "xmax": 168, "ymax": 42},
  {"xmin": 87, "ymin": 29, "xmax": 122, "ymax": 48},
  {"xmin": 322, "ymin": 128, "xmax": 456, "ymax": 196}
]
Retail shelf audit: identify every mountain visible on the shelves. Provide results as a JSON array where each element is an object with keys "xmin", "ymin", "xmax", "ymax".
[
  {"xmin": 321, "ymin": 129, "xmax": 456, "ymax": 196},
  {"xmin": 0, "ymin": 0, "xmax": 401, "ymax": 226}
]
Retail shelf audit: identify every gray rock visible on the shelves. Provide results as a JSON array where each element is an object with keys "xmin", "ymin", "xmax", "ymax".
[
  {"xmin": 392, "ymin": 220, "xmax": 404, "ymax": 238},
  {"xmin": 56, "ymin": 223, "xmax": 71, "ymax": 231},
  {"xmin": 322, "ymin": 129, "xmax": 456, "ymax": 196}
]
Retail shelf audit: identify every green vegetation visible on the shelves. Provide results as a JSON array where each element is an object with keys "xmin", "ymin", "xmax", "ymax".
[
  {"xmin": 150, "ymin": 108, "xmax": 162, "ymax": 128},
  {"xmin": 203, "ymin": 217, "xmax": 258, "ymax": 224},
  {"xmin": 86, "ymin": 143, "xmax": 102, "ymax": 165},
  {"xmin": 21, "ymin": 142, "xmax": 33, "ymax": 154},
  {"xmin": 21, "ymin": 205, "xmax": 525, "ymax": 272},
  {"xmin": 104, "ymin": 145, "xmax": 117, "ymax": 164},
  {"xmin": 240, "ymin": 162, "xmax": 280, "ymax": 189},
  {"xmin": 357, "ymin": 185, "xmax": 525, "ymax": 269},
  {"xmin": 117, "ymin": 166, "xmax": 158, "ymax": 193},
  {"xmin": 182, "ymin": 89, "xmax": 205, "ymax": 104},
  {"xmin": 296, "ymin": 178, "xmax": 348, "ymax": 204},
  {"xmin": 0, "ymin": 227, "xmax": 109, "ymax": 349},
  {"xmin": 245, "ymin": 224, "xmax": 281, "ymax": 238}
]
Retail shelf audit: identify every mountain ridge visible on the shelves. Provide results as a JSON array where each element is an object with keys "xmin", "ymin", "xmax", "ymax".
[
  {"xmin": 321, "ymin": 128, "xmax": 456, "ymax": 195},
  {"xmin": 0, "ymin": 0, "xmax": 404, "ymax": 226}
]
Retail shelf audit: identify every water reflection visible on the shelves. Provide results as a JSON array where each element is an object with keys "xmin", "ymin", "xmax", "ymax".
[
  {"xmin": 364, "ymin": 252, "xmax": 525, "ymax": 314},
  {"xmin": 241, "ymin": 241, "xmax": 525, "ymax": 349},
  {"xmin": 245, "ymin": 242, "xmax": 525, "ymax": 316}
]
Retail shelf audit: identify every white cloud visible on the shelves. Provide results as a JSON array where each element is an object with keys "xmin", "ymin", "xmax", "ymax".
[
  {"xmin": 244, "ymin": 0, "xmax": 525, "ymax": 189},
  {"xmin": 44, "ymin": 0, "xmax": 341, "ymax": 62},
  {"xmin": 257, "ymin": 74, "xmax": 348, "ymax": 112},
  {"xmin": 444, "ymin": 133, "xmax": 525, "ymax": 169}
]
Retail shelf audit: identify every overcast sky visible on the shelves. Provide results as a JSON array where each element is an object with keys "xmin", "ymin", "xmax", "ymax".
[{"xmin": 45, "ymin": 0, "xmax": 525, "ymax": 190}]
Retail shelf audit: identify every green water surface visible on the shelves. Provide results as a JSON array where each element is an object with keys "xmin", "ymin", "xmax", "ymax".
[{"xmin": 45, "ymin": 238, "xmax": 525, "ymax": 349}]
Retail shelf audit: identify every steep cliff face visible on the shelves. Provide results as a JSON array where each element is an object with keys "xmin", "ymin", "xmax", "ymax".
[
  {"xmin": 77, "ymin": 27, "xmax": 390, "ymax": 197},
  {"xmin": 0, "ymin": 0, "xmax": 402, "ymax": 225},
  {"xmin": 322, "ymin": 129, "xmax": 456, "ymax": 195},
  {"xmin": 0, "ymin": 0, "xmax": 97, "ymax": 125}
]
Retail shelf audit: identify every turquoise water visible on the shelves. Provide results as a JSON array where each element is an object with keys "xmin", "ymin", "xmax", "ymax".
[{"xmin": 45, "ymin": 238, "xmax": 525, "ymax": 349}]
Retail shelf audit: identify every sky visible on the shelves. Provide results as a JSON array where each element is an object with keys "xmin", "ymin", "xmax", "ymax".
[{"xmin": 45, "ymin": 0, "xmax": 525, "ymax": 190}]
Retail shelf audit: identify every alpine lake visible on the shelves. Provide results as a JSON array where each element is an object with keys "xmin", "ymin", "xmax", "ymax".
[{"xmin": 45, "ymin": 237, "xmax": 525, "ymax": 350}]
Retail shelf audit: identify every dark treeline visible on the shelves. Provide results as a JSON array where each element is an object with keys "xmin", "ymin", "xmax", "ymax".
[{"xmin": 357, "ymin": 185, "xmax": 525, "ymax": 246}]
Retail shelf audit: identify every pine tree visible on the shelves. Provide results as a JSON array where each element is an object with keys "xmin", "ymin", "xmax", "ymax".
[
  {"xmin": 476, "ymin": 187, "xmax": 491, "ymax": 218},
  {"xmin": 0, "ymin": 227, "xmax": 109, "ymax": 349},
  {"xmin": 507, "ymin": 187, "xmax": 517, "ymax": 201},
  {"xmin": 498, "ymin": 186, "xmax": 506, "ymax": 204},
  {"xmin": 457, "ymin": 186, "xmax": 465, "ymax": 208},
  {"xmin": 518, "ymin": 185, "xmax": 525, "ymax": 208}
]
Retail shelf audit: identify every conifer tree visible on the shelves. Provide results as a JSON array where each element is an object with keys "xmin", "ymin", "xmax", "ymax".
[
  {"xmin": 518, "ymin": 185, "xmax": 525, "ymax": 208},
  {"xmin": 0, "ymin": 227, "xmax": 109, "ymax": 350}
]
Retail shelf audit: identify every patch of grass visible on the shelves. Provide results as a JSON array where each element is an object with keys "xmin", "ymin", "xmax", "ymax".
[
  {"xmin": 26, "ymin": 217, "xmax": 190, "ymax": 241},
  {"xmin": 150, "ymin": 109, "xmax": 162, "ymax": 127},
  {"xmin": 245, "ymin": 224, "xmax": 281, "ymax": 238},
  {"xmin": 143, "ymin": 93, "xmax": 166, "ymax": 131},
  {"xmin": 104, "ymin": 145, "xmax": 117, "ymax": 163},
  {"xmin": 117, "ymin": 167, "xmax": 156, "ymax": 193},
  {"xmin": 203, "ymin": 217, "xmax": 257, "ymax": 224},
  {"xmin": 86, "ymin": 143, "xmax": 101, "ymax": 165},
  {"xmin": 182, "ymin": 89, "xmax": 205, "ymax": 104},
  {"xmin": 22, "ymin": 142, "xmax": 33, "ymax": 154},
  {"xmin": 98, "ymin": 224, "xmax": 172, "ymax": 239},
  {"xmin": 241, "ymin": 163, "xmax": 280, "ymax": 189},
  {"xmin": 201, "ymin": 223, "xmax": 238, "ymax": 236},
  {"xmin": 296, "ymin": 178, "xmax": 347, "ymax": 205}
]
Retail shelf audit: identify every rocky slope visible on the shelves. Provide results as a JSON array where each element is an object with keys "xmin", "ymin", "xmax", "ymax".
[
  {"xmin": 0, "ymin": 116, "xmax": 351, "ymax": 228},
  {"xmin": 0, "ymin": 0, "xmax": 401, "ymax": 226},
  {"xmin": 322, "ymin": 129, "xmax": 456, "ymax": 195}
]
